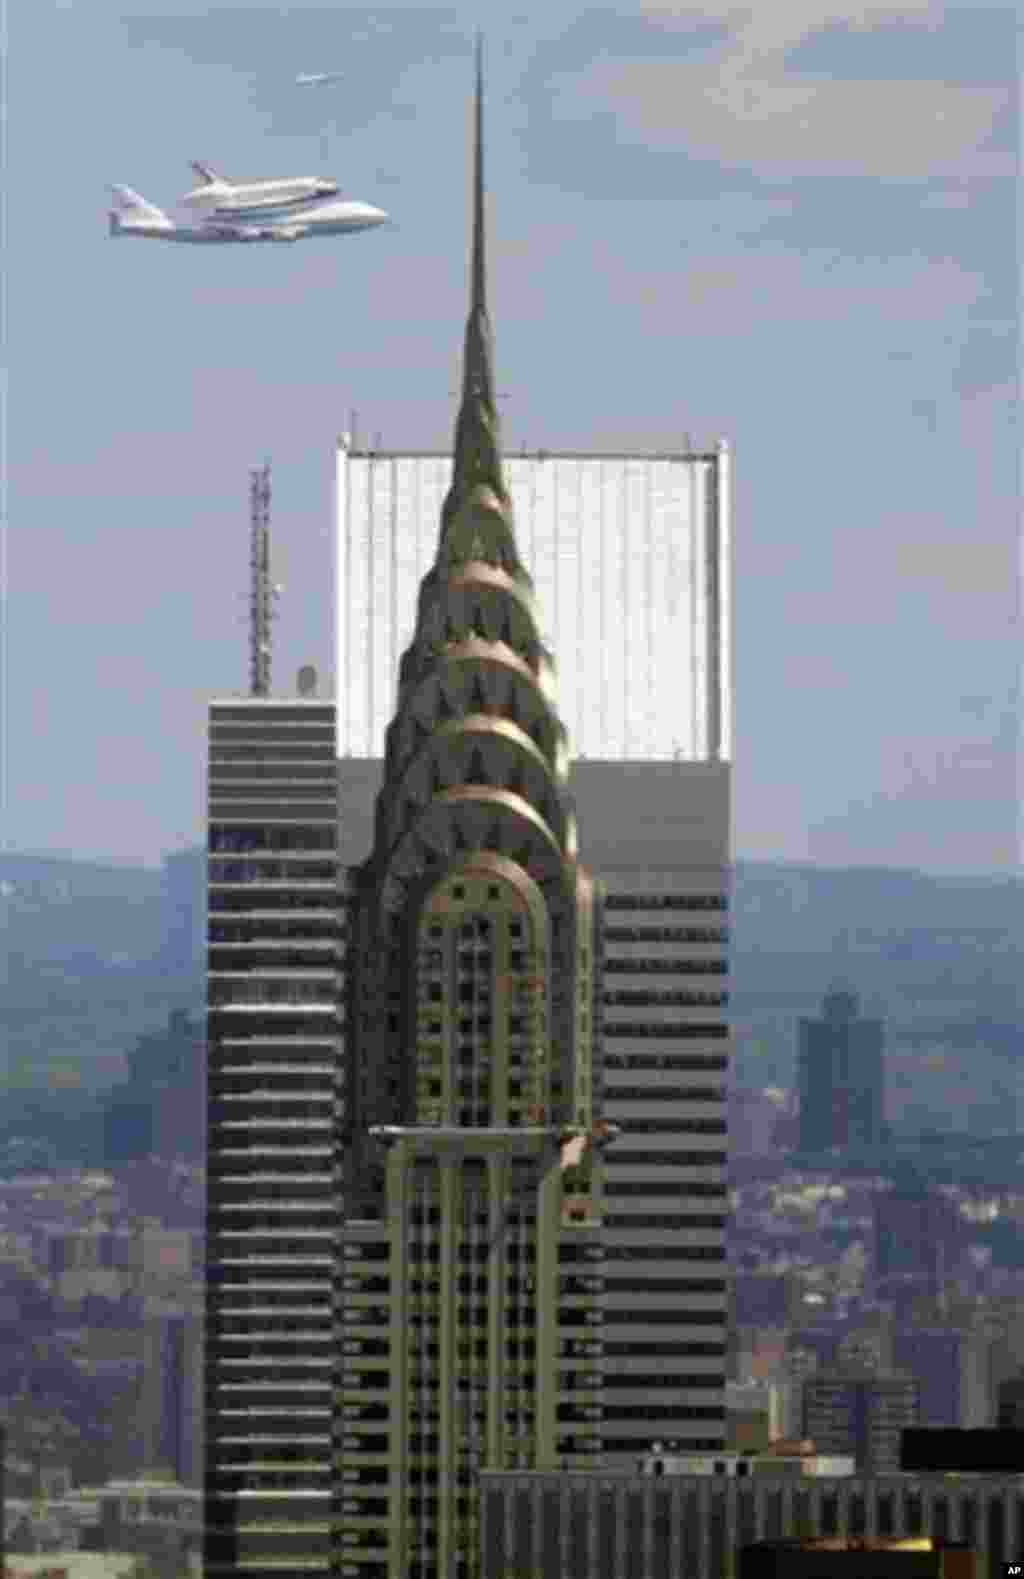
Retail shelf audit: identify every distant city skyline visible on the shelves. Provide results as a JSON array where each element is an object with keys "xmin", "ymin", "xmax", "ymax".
[{"xmin": 4, "ymin": 1, "xmax": 1018, "ymax": 876}]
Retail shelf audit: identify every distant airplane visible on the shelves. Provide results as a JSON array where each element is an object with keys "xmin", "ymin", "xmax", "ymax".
[
  {"xmin": 295, "ymin": 71, "xmax": 344, "ymax": 86},
  {"xmin": 107, "ymin": 161, "xmax": 387, "ymax": 244}
]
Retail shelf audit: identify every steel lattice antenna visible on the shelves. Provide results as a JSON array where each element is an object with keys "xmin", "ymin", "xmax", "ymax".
[{"xmin": 249, "ymin": 462, "xmax": 274, "ymax": 697}]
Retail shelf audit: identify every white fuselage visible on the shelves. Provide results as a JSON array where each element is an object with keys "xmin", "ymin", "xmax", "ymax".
[
  {"xmin": 182, "ymin": 176, "xmax": 338, "ymax": 214},
  {"xmin": 108, "ymin": 172, "xmax": 387, "ymax": 245}
]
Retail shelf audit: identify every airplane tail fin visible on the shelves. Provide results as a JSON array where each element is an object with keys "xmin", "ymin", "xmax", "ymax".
[
  {"xmin": 190, "ymin": 160, "xmax": 225, "ymax": 186},
  {"xmin": 107, "ymin": 184, "xmax": 174, "ymax": 234}
]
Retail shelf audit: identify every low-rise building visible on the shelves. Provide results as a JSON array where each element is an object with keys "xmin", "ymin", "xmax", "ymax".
[
  {"xmin": 639, "ymin": 1443, "xmax": 855, "ymax": 1479},
  {"xmin": 478, "ymin": 1470, "xmax": 1019, "ymax": 1578},
  {"xmin": 726, "ymin": 1380, "xmax": 793, "ymax": 1453},
  {"xmin": 3, "ymin": 1554, "xmax": 154, "ymax": 1579},
  {"xmin": 96, "ymin": 1477, "xmax": 201, "ymax": 1579}
]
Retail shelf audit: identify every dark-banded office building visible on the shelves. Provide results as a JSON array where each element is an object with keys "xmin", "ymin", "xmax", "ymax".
[{"xmin": 203, "ymin": 696, "xmax": 342, "ymax": 1579}]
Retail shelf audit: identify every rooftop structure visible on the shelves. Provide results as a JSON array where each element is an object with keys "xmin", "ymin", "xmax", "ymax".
[
  {"xmin": 335, "ymin": 449, "xmax": 729, "ymax": 761},
  {"xmin": 478, "ymin": 1471, "xmax": 1001, "ymax": 1578}
]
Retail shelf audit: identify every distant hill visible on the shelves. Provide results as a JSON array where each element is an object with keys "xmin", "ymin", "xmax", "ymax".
[
  {"xmin": 1, "ymin": 852, "xmax": 197, "ymax": 1090},
  {"xmin": 2, "ymin": 847, "xmax": 1019, "ymax": 1114},
  {"xmin": 726, "ymin": 860, "xmax": 1021, "ymax": 1119},
  {"xmin": 2, "ymin": 852, "xmax": 165, "ymax": 967}
]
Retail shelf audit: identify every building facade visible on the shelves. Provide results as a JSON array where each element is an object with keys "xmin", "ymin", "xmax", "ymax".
[
  {"xmin": 335, "ymin": 475, "xmax": 731, "ymax": 1469},
  {"xmin": 478, "ymin": 1470, "xmax": 1019, "ymax": 1579},
  {"xmin": 997, "ymin": 1373, "xmax": 1024, "ymax": 1429},
  {"xmin": 874, "ymin": 1179, "xmax": 964, "ymax": 1310},
  {"xmin": 334, "ymin": 48, "xmax": 611, "ymax": 1579},
  {"xmin": 335, "ymin": 449, "xmax": 730, "ymax": 765},
  {"xmin": 336, "ymin": 401, "xmax": 731, "ymax": 1473},
  {"xmin": 203, "ymin": 697, "xmax": 342, "ymax": 1579},
  {"xmin": 139, "ymin": 1309, "xmax": 204, "ymax": 1487},
  {"xmin": 797, "ymin": 984, "xmax": 884, "ymax": 1154},
  {"xmin": 892, "ymin": 1330, "xmax": 988, "ymax": 1431},
  {"xmin": 802, "ymin": 1371, "xmax": 920, "ymax": 1476}
]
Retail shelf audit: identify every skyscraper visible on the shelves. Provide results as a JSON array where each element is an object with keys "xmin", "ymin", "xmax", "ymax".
[
  {"xmin": 874, "ymin": 1172, "xmax": 963, "ymax": 1312},
  {"xmin": 802, "ymin": 1369, "xmax": 919, "ymax": 1475},
  {"xmin": 203, "ymin": 695, "xmax": 342, "ymax": 1579},
  {"xmin": 797, "ymin": 982, "xmax": 884, "ymax": 1154},
  {"xmin": 334, "ymin": 43, "xmax": 610, "ymax": 1579},
  {"xmin": 140, "ymin": 1308, "xmax": 204, "ymax": 1485},
  {"xmin": 335, "ymin": 351, "xmax": 730, "ymax": 1471},
  {"xmin": 892, "ymin": 1327, "xmax": 987, "ymax": 1430},
  {"xmin": 335, "ymin": 477, "xmax": 731, "ymax": 1467}
]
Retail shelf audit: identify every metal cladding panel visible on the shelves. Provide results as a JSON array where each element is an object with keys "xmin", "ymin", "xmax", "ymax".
[{"xmin": 335, "ymin": 448, "xmax": 730, "ymax": 763}]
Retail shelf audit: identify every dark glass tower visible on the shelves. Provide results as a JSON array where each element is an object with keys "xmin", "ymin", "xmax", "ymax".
[{"xmin": 797, "ymin": 982, "xmax": 884, "ymax": 1154}]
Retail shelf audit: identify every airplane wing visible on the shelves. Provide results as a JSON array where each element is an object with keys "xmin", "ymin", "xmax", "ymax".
[{"xmin": 196, "ymin": 216, "xmax": 305, "ymax": 242}]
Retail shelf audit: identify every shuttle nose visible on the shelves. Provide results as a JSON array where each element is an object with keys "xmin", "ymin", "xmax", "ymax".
[
  {"xmin": 317, "ymin": 179, "xmax": 339, "ymax": 197},
  {"xmin": 365, "ymin": 205, "xmax": 388, "ymax": 226}
]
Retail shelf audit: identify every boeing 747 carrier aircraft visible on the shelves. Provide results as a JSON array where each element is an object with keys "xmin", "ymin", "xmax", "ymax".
[{"xmin": 108, "ymin": 160, "xmax": 387, "ymax": 244}]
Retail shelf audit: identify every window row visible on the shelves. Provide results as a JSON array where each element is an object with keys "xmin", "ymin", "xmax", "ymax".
[
  {"xmin": 603, "ymin": 1056, "xmax": 728, "ymax": 1072},
  {"xmin": 602, "ymin": 1376, "xmax": 722, "ymax": 1392},
  {"xmin": 209, "ymin": 981, "xmax": 337, "ymax": 1006},
  {"xmin": 604, "ymin": 1339, "xmax": 726, "ymax": 1356},
  {"xmin": 605, "ymin": 1151, "xmax": 727, "ymax": 1169},
  {"xmin": 209, "ymin": 860, "xmax": 336, "ymax": 882},
  {"xmin": 605, "ymin": 1090, "xmax": 725, "ymax": 1106},
  {"xmin": 604, "ymin": 927, "xmax": 729, "ymax": 945},
  {"xmin": 603, "ymin": 1214, "xmax": 727, "ymax": 1231},
  {"xmin": 604, "ymin": 1024, "xmax": 728, "ymax": 1040},
  {"xmin": 210, "ymin": 891, "xmax": 340, "ymax": 913},
  {"xmin": 604, "ymin": 895, "xmax": 727, "ymax": 912},
  {"xmin": 601, "ymin": 1247, "xmax": 725, "ymax": 1264},
  {"xmin": 210, "ymin": 828, "xmax": 335, "ymax": 854},
  {"xmin": 604, "ymin": 959, "xmax": 728, "ymax": 975},
  {"xmin": 604, "ymin": 990, "xmax": 729, "ymax": 1009},
  {"xmin": 209, "ymin": 922, "xmax": 342, "ymax": 943}
]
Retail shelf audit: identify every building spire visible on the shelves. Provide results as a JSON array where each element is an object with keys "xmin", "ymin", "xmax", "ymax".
[
  {"xmin": 441, "ymin": 32, "xmax": 507, "ymax": 536},
  {"xmin": 471, "ymin": 31, "xmax": 486, "ymax": 324}
]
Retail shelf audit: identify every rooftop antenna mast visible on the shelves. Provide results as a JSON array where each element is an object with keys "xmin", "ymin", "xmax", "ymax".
[
  {"xmin": 0, "ymin": 0, "xmax": 9, "ymax": 860},
  {"xmin": 249, "ymin": 462, "xmax": 277, "ymax": 697}
]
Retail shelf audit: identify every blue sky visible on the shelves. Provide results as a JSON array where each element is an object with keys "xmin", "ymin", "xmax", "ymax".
[{"xmin": 3, "ymin": 0, "xmax": 1019, "ymax": 874}]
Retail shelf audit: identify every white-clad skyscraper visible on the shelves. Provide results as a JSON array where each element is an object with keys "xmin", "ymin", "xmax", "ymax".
[{"xmin": 334, "ymin": 440, "xmax": 731, "ymax": 1464}]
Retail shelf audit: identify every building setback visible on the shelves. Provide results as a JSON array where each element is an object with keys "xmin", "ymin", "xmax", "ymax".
[
  {"xmin": 576, "ymin": 761, "xmax": 730, "ymax": 1461},
  {"xmin": 203, "ymin": 697, "xmax": 342, "ymax": 1579}
]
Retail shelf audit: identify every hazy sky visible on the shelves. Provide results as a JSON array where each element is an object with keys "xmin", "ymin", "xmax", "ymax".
[{"xmin": 4, "ymin": 1, "xmax": 1019, "ymax": 875}]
